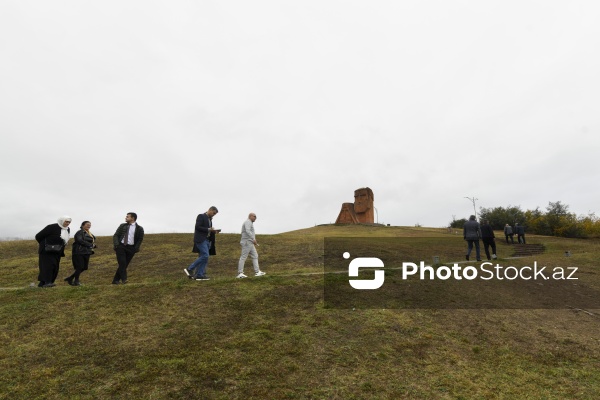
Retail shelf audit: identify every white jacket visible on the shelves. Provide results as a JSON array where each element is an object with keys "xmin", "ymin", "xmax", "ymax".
[{"xmin": 240, "ymin": 219, "xmax": 255, "ymax": 244}]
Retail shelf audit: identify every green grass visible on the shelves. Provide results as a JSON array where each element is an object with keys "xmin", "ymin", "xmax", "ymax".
[{"xmin": 1, "ymin": 226, "xmax": 599, "ymax": 399}]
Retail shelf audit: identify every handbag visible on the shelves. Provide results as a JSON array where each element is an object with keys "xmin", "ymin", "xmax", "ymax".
[{"xmin": 45, "ymin": 243, "xmax": 63, "ymax": 253}]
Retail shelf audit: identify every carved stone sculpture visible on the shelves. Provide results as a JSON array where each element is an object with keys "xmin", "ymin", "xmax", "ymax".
[
  {"xmin": 335, "ymin": 203, "xmax": 359, "ymax": 224},
  {"xmin": 335, "ymin": 187, "xmax": 374, "ymax": 224}
]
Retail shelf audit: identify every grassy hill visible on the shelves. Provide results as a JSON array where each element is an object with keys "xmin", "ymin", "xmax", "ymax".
[{"xmin": 1, "ymin": 225, "xmax": 599, "ymax": 399}]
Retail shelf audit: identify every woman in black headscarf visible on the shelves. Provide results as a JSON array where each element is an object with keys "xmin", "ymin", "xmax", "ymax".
[
  {"xmin": 65, "ymin": 220, "xmax": 96, "ymax": 286},
  {"xmin": 35, "ymin": 216, "xmax": 72, "ymax": 288}
]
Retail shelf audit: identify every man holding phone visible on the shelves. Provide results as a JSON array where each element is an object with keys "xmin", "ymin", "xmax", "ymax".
[{"xmin": 184, "ymin": 206, "xmax": 220, "ymax": 280}]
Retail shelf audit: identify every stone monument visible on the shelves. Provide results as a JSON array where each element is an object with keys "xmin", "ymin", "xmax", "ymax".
[{"xmin": 335, "ymin": 187, "xmax": 375, "ymax": 224}]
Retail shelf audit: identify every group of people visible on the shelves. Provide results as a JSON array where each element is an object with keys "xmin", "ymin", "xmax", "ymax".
[
  {"xmin": 463, "ymin": 216, "xmax": 527, "ymax": 261},
  {"xmin": 35, "ymin": 209, "xmax": 533, "ymax": 286},
  {"xmin": 183, "ymin": 207, "xmax": 265, "ymax": 281},
  {"xmin": 463, "ymin": 215, "xmax": 497, "ymax": 262},
  {"xmin": 503, "ymin": 223, "xmax": 526, "ymax": 244},
  {"xmin": 35, "ymin": 212, "xmax": 144, "ymax": 287},
  {"xmin": 34, "ymin": 208, "xmax": 264, "ymax": 287}
]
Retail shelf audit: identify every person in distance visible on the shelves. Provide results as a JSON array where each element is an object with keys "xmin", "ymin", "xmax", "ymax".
[
  {"xmin": 480, "ymin": 219, "xmax": 497, "ymax": 261},
  {"xmin": 463, "ymin": 215, "xmax": 482, "ymax": 262}
]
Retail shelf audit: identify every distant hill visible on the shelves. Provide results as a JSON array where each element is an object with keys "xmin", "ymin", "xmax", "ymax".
[{"xmin": 0, "ymin": 237, "xmax": 29, "ymax": 242}]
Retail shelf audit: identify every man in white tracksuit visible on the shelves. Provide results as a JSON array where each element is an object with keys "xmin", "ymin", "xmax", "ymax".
[{"xmin": 237, "ymin": 213, "xmax": 266, "ymax": 278}]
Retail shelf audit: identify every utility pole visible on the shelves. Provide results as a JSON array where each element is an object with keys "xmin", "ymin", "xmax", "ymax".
[{"xmin": 464, "ymin": 196, "xmax": 478, "ymax": 219}]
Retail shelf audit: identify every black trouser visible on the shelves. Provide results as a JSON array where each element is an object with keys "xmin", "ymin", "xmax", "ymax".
[
  {"xmin": 505, "ymin": 234, "xmax": 514, "ymax": 244},
  {"xmin": 466, "ymin": 240, "xmax": 481, "ymax": 260},
  {"xmin": 113, "ymin": 244, "xmax": 136, "ymax": 282},
  {"xmin": 38, "ymin": 253, "xmax": 61, "ymax": 285},
  {"xmin": 68, "ymin": 254, "xmax": 90, "ymax": 281},
  {"xmin": 482, "ymin": 238, "xmax": 497, "ymax": 260},
  {"xmin": 517, "ymin": 234, "xmax": 526, "ymax": 244}
]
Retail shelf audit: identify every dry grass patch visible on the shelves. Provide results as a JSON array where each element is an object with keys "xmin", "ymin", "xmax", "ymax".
[{"xmin": 0, "ymin": 226, "xmax": 599, "ymax": 399}]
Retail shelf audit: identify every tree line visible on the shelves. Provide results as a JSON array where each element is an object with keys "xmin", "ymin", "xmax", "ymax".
[{"xmin": 449, "ymin": 201, "xmax": 600, "ymax": 238}]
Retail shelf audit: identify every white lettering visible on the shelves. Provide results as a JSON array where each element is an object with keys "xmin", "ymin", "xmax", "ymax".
[
  {"xmin": 420, "ymin": 262, "xmax": 435, "ymax": 280},
  {"xmin": 463, "ymin": 266, "xmax": 478, "ymax": 280},
  {"xmin": 452, "ymin": 264, "xmax": 463, "ymax": 280},
  {"xmin": 495, "ymin": 264, "xmax": 504, "ymax": 280},
  {"xmin": 436, "ymin": 265, "xmax": 452, "ymax": 280},
  {"xmin": 402, "ymin": 262, "xmax": 418, "ymax": 279},
  {"xmin": 480, "ymin": 262, "xmax": 494, "ymax": 280},
  {"xmin": 504, "ymin": 266, "xmax": 519, "ymax": 280},
  {"xmin": 552, "ymin": 267, "xmax": 565, "ymax": 280},
  {"xmin": 519, "ymin": 266, "xmax": 532, "ymax": 280},
  {"xmin": 533, "ymin": 262, "xmax": 548, "ymax": 280}
]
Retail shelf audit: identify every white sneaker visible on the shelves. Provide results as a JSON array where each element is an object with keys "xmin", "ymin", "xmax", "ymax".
[
  {"xmin": 492, "ymin": 254, "xmax": 497, "ymax": 259},
  {"xmin": 236, "ymin": 273, "xmax": 247, "ymax": 279},
  {"xmin": 255, "ymin": 271, "xmax": 266, "ymax": 277}
]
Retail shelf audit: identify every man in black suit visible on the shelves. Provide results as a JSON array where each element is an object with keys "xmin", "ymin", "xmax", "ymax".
[
  {"xmin": 112, "ymin": 212, "xmax": 144, "ymax": 284},
  {"xmin": 463, "ymin": 215, "xmax": 482, "ymax": 261},
  {"xmin": 515, "ymin": 223, "xmax": 526, "ymax": 244},
  {"xmin": 184, "ymin": 206, "xmax": 219, "ymax": 280}
]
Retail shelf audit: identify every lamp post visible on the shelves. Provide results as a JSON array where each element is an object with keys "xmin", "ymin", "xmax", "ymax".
[{"xmin": 464, "ymin": 196, "xmax": 478, "ymax": 219}]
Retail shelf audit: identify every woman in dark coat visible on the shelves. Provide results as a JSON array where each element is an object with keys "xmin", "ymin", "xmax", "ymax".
[
  {"xmin": 35, "ymin": 216, "xmax": 72, "ymax": 288},
  {"xmin": 65, "ymin": 221, "xmax": 96, "ymax": 286}
]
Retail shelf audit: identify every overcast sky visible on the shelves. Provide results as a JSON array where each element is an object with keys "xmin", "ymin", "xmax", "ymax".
[{"xmin": 1, "ymin": 1, "xmax": 599, "ymax": 239}]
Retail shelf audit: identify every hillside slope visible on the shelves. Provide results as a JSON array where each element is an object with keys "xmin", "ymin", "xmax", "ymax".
[{"xmin": 0, "ymin": 226, "xmax": 599, "ymax": 399}]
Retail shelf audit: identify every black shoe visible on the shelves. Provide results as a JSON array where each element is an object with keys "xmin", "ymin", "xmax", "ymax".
[
  {"xmin": 476, "ymin": 259, "xmax": 482, "ymax": 262},
  {"xmin": 112, "ymin": 281, "xmax": 121, "ymax": 285},
  {"xmin": 465, "ymin": 255, "xmax": 469, "ymax": 261},
  {"xmin": 195, "ymin": 276, "xmax": 210, "ymax": 281},
  {"xmin": 42, "ymin": 283, "xmax": 56, "ymax": 288},
  {"xmin": 73, "ymin": 280, "xmax": 81, "ymax": 286},
  {"xmin": 64, "ymin": 276, "xmax": 73, "ymax": 285}
]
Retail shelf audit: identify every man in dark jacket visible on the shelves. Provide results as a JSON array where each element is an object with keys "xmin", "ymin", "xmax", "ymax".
[
  {"xmin": 504, "ymin": 224, "xmax": 514, "ymax": 244},
  {"xmin": 463, "ymin": 215, "xmax": 482, "ymax": 261},
  {"xmin": 515, "ymin": 223, "xmax": 526, "ymax": 244},
  {"xmin": 184, "ymin": 206, "xmax": 219, "ymax": 280},
  {"xmin": 112, "ymin": 212, "xmax": 144, "ymax": 284},
  {"xmin": 480, "ymin": 220, "xmax": 497, "ymax": 260}
]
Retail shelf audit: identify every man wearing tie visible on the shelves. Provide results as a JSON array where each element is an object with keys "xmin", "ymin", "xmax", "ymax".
[{"xmin": 112, "ymin": 212, "xmax": 145, "ymax": 284}]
